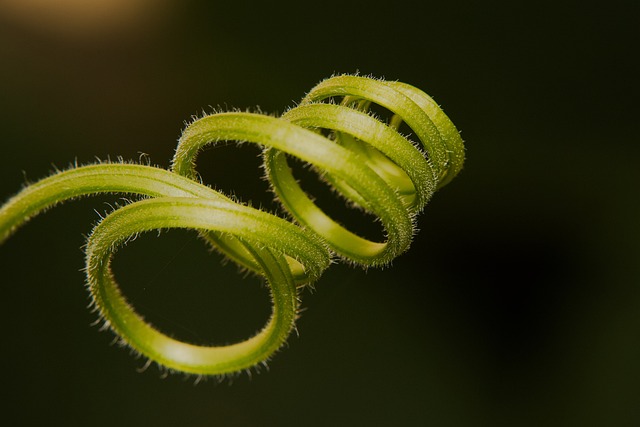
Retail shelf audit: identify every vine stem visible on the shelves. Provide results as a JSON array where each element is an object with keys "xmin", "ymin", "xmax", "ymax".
[{"xmin": 0, "ymin": 75, "xmax": 464, "ymax": 377}]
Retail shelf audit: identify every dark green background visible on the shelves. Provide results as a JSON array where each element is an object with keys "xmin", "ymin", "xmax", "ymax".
[{"xmin": 0, "ymin": 1, "xmax": 638, "ymax": 425}]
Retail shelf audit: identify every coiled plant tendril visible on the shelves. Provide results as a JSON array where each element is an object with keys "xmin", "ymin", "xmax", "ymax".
[{"xmin": 0, "ymin": 75, "xmax": 464, "ymax": 377}]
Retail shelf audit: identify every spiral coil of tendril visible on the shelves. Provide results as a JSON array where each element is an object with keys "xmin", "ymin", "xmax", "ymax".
[{"xmin": 0, "ymin": 75, "xmax": 464, "ymax": 377}]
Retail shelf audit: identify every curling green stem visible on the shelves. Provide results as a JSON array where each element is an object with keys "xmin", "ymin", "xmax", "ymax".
[{"xmin": 0, "ymin": 75, "xmax": 464, "ymax": 377}]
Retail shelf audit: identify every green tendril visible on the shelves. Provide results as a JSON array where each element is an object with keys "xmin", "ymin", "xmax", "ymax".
[{"xmin": 0, "ymin": 75, "xmax": 464, "ymax": 377}]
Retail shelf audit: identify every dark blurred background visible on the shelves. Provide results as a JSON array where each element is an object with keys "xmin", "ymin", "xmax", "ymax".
[{"xmin": 0, "ymin": 1, "xmax": 638, "ymax": 425}]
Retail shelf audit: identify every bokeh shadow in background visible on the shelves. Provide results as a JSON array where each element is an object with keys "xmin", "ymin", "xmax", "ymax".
[{"xmin": 0, "ymin": 1, "xmax": 638, "ymax": 425}]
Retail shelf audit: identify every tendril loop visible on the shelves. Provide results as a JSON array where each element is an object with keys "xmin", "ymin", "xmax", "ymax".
[{"xmin": 0, "ymin": 75, "xmax": 464, "ymax": 377}]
